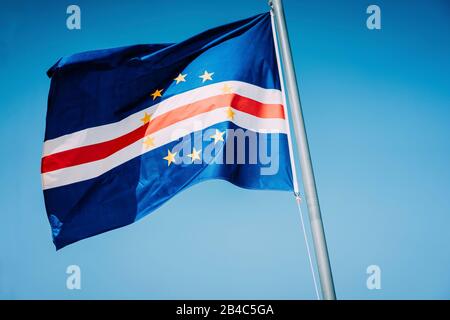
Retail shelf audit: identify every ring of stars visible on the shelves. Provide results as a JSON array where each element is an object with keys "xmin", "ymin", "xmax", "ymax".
[{"xmin": 146, "ymin": 71, "xmax": 233, "ymax": 166}]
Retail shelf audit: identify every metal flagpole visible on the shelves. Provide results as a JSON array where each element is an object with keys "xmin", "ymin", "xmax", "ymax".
[{"xmin": 269, "ymin": 0, "xmax": 337, "ymax": 300}]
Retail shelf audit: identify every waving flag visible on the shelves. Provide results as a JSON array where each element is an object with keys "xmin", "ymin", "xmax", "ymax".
[{"xmin": 42, "ymin": 12, "xmax": 295, "ymax": 249}]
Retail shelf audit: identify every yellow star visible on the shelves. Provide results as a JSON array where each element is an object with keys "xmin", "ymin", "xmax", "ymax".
[
  {"xmin": 140, "ymin": 112, "xmax": 152, "ymax": 124},
  {"xmin": 210, "ymin": 129, "xmax": 225, "ymax": 144},
  {"xmin": 143, "ymin": 136, "xmax": 155, "ymax": 149},
  {"xmin": 225, "ymin": 107, "xmax": 235, "ymax": 120},
  {"xmin": 221, "ymin": 83, "xmax": 233, "ymax": 94},
  {"xmin": 199, "ymin": 70, "xmax": 214, "ymax": 83},
  {"xmin": 187, "ymin": 148, "xmax": 202, "ymax": 162},
  {"xmin": 151, "ymin": 88, "xmax": 163, "ymax": 100},
  {"xmin": 174, "ymin": 73, "xmax": 187, "ymax": 84},
  {"xmin": 163, "ymin": 149, "xmax": 177, "ymax": 166}
]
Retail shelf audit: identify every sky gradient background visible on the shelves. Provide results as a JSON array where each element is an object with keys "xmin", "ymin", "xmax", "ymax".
[{"xmin": 0, "ymin": 0, "xmax": 449, "ymax": 299}]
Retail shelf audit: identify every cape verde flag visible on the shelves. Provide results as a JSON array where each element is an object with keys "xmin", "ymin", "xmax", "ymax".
[{"xmin": 42, "ymin": 12, "xmax": 295, "ymax": 249}]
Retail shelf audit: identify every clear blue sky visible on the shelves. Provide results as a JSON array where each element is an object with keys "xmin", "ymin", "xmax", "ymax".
[{"xmin": 0, "ymin": 0, "xmax": 449, "ymax": 299}]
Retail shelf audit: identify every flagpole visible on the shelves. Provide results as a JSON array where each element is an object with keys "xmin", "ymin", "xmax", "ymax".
[{"xmin": 270, "ymin": 0, "xmax": 337, "ymax": 300}]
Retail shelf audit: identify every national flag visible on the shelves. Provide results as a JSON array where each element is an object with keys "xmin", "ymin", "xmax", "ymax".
[{"xmin": 42, "ymin": 12, "xmax": 295, "ymax": 249}]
